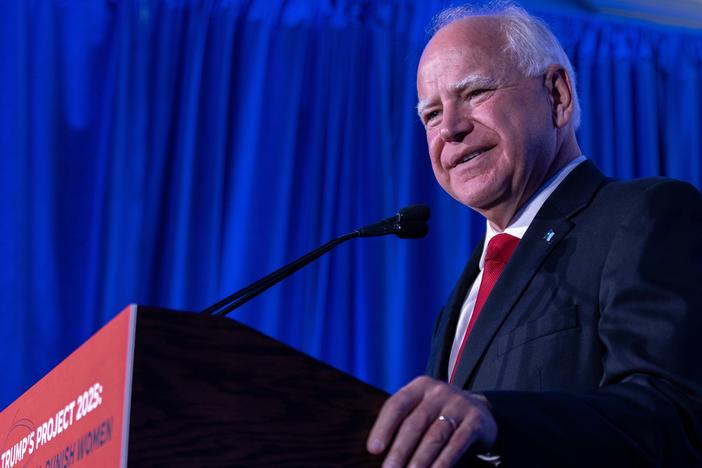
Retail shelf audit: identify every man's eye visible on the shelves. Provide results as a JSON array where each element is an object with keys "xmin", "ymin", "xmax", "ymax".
[
  {"xmin": 424, "ymin": 110, "xmax": 441, "ymax": 124},
  {"xmin": 468, "ymin": 88, "xmax": 489, "ymax": 98}
]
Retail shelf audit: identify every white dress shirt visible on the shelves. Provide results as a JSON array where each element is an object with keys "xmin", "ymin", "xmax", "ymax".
[{"xmin": 448, "ymin": 155, "xmax": 587, "ymax": 378}]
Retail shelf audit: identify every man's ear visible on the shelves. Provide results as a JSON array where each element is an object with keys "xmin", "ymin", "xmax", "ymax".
[{"xmin": 544, "ymin": 64, "xmax": 575, "ymax": 128}]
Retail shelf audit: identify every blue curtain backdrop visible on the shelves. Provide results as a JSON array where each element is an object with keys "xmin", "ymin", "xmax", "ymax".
[{"xmin": 1, "ymin": 0, "xmax": 701, "ymax": 409}]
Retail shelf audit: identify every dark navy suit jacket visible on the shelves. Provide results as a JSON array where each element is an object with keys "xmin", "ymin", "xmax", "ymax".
[{"xmin": 427, "ymin": 161, "xmax": 702, "ymax": 467}]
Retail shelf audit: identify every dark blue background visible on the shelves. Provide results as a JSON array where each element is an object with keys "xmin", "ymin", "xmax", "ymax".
[{"xmin": 2, "ymin": 0, "xmax": 701, "ymax": 409}]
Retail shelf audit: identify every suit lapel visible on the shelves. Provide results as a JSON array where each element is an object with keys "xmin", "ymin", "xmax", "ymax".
[{"xmin": 451, "ymin": 160, "xmax": 607, "ymax": 388}]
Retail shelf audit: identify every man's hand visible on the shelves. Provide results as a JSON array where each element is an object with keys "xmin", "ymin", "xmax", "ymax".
[{"xmin": 367, "ymin": 376, "xmax": 497, "ymax": 468}]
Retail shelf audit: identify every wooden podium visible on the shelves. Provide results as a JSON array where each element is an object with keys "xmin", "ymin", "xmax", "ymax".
[{"xmin": 0, "ymin": 306, "xmax": 388, "ymax": 467}]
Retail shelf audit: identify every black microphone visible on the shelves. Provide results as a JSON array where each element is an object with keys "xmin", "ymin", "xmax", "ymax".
[
  {"xmin": 200, "ymin": 205, "xmax": 430, "ymax": 317},
  {"xmin": 355, "ymin": 204, "xmax": 430, "ymax": 239}
]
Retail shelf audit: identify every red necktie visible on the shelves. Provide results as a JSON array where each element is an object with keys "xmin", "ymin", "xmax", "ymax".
[{"xmin": 450, "ymin": 233, "xmax": 520, "ymax": 383}]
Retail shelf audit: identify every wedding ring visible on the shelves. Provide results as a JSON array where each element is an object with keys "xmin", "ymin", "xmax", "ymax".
[{"xmin": 437, "ymin": 415, "xmax": 458, "ymax": 431}]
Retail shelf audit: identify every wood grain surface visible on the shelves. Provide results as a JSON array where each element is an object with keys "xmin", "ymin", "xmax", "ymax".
[{"xmin": 127, "ymin": 307, "xmax": 388, "ymax": 467}]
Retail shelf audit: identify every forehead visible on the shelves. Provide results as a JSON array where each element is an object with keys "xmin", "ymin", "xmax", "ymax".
[{"xmin": 417, "ymin": 17, "xmax": 515, "ymax": 93}]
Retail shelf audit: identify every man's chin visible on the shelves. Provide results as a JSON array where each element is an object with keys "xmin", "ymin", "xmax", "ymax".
[{"xmin": 449, "ymin": 189, "xmax": 498, "ymax": 212}]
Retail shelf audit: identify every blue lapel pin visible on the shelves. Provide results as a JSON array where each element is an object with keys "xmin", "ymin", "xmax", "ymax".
[{"xmin": 544, "ymin": 229, "xmax": 555, "ymax": 243}]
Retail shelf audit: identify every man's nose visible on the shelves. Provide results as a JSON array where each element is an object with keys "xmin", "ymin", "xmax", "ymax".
[{"xmin": 440, "ymin": 111, "xmax": 473, "ymax": 142}]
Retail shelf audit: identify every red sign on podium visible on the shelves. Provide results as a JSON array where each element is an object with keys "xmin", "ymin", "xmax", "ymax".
[{"xmin": 0, "ymin": 306, "xmax": 136, "ymax": 468}]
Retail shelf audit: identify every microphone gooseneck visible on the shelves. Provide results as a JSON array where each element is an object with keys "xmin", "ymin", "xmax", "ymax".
[{"xmin": 200, "ymin": 205, "xmax": 430, "ymax": 318}]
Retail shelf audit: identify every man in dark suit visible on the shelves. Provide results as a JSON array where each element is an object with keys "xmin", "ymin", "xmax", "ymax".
[{"xmin": 367, "ymin": 3, "xmax": 702, "ymax": 467}]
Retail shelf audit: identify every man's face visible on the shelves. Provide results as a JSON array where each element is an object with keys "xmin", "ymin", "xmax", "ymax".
[{"xmin": 417, "ymin": 18, "xmax": 558, "ymax": 225}]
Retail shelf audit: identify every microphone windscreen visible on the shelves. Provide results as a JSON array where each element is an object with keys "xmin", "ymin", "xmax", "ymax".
[
  {"xmin": 394, "ymin": 205, "xmax": 430, "ymax": 238},
  {"xmin": 394, "ymin": 220, "xmax": 429, "ymax": 239},
  {"xmin": 398, "ymin": 204, "xmax": 430, "ymax": 222}
]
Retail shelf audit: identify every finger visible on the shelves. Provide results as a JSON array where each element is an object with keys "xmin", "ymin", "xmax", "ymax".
[
  {"xmin": 431, "ymin": 406, "xmax": 491, "ymax": 468},
  {"xmin": 432, "ymin": 425, "xmax": 478, "ymax": 468},
  {"xmin": 406, "ymin": 416, "xmax": 458, "ymax": 468},
  {"xmin": 367, "ymin": 377, "xmax": 430, "ymax": 454},
  {"xmin": 383, "ymin": 401, "xmax": 440, "ymax": 467}
]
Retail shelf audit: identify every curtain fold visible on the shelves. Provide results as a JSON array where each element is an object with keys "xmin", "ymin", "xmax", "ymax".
[{"xmin": 2, "ymin": 0, "xmax": 702, "ymax": 408}]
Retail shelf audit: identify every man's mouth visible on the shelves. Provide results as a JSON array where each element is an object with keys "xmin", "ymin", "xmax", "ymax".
[{"xmin": 453, "ymin": 146, "xmax": 494, "ymax": 167}]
